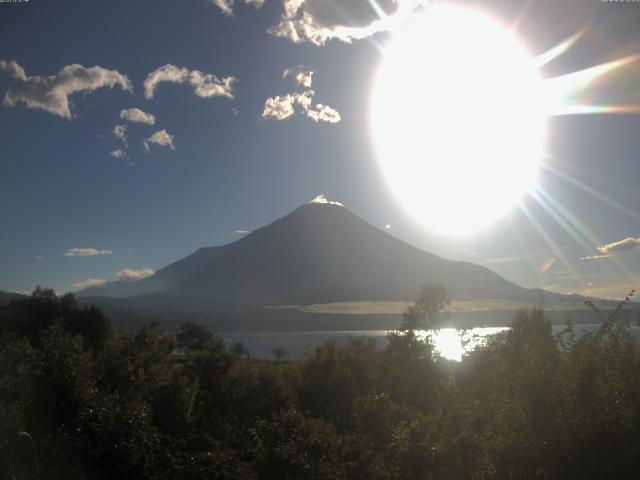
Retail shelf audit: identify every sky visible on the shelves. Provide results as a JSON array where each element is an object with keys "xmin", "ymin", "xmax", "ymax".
[{"xmin": 1, "ymin": 0, "xmax": 640, "ymax": 300}]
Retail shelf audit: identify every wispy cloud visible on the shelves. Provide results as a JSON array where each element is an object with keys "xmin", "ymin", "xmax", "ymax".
[
  {"xmin": 120, "ymin": 107, "xmax": 155, "ymax": 125},
  {"xmin": 208, "ymin": 0, "xmax": 264, "ymax": 17},
  {"xmin": 234, "ymin": 230, "xmax": 250, "ymax": 235},
  {"xmin": 262, "ymin": 77, "xmax": 340, "ymax": 124},
  {"xmin": 72, "ymin": 278, "xmax": 107, "ymax": 290},
  {"xmin": 64, "ymin": 248, "xmax": 113, "ymax": 257},
  {"xmin": 580, "ymin": 254, "xmax": 614, "ymax": 261},
  {"xmin": 0, "ymin": 59, "xmax": 131, "ymax": 118},
  {"xmin": 143, "ymin": 129, "xmax": 175, "ymax": 152},
  {"xmin": 110, "ymin": 149, "xmax": 125, "ymax": 160},
  {"xmin": 116, "ymin": 267, "xmax": 154, "ymax": 281},
  {"xmin": 597, "ymin": 237, "xmax": 640, "ymax": 254},
  {"xmin": 144, "ymin": 64, "xmax": 236, "ymax": 100},
  {"xmin": 268, "ymin": 0, "xmax": 428, "ymax": 46},
  {"xmin": 113, "ymin": 124, "xmax": 127, "ymax": 146},
  {"xmin": 283, "ymin": 65, "xmax": 314, "ymax": 88}
]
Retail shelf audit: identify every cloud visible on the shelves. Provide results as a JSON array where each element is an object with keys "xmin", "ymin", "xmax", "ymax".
[
  {"xmin": 305, "ymin": 103, "xmax": 341, "ymax": 123},
  {"xmin": 234, "ymin": 230, "xmax": 250, "ymax": 235},
  {"xmin": 262, "ymin": 94, "xmax": 297, "ymax": 120},
  {"xmin": 144, "ymin": 64, "xmax": 236, "ymax": 100},
  {"xmin": 0, "ymin": 59, "xmax": 131, "ymax": 118},
  {"xmin": 110, "ymin": 149, "xmax": 125, "ymax": 159},
  {"xmin": 283, "ymin": 65, "xmax": 314, "ymax": 88},
  {"xmin": 262, "ymin": 88, "xmax": 340, "ymax": 123},
  {"xmin": 116, "ymin": 267, "xmax": 154, "ymax": 281},
  {"xmin": 64, "ymin": 248, "xmax": 113, "ymax": 257},
  {"xmin": 72, "ymin": 278, "xmax": 107, "ymax": 290},
  {"xmin": 597, "ymin": 237, "xmax": 640, "ymax": 254},
  {"xmin": 208, "ymin": 0, "xmax": 265, "ymax": 17},
  {"xmin": 268, "ymin": 0, "xmax": 427, "ymax": 46},
  {"xmin": 113, "ymin": 124, "xmax": 127, "ymax": 145},
  {"xmin": 580, "ymin": 254, "xmax": 614, "ymax": 261},
  {"xmin": 120, "ymin": 107, "xmax": 155, "ymax": 125},
  {"xmin": 143, "ymin": 129, "xmax": 175, "ymax": 152},
  {"xmin": 309, "ymin": 194, "xmax": 344, "ymax": 206}
]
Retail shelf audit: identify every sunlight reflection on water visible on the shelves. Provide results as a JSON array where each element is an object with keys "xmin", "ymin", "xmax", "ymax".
[{"xmin": 420, "ymin": 327, "xmax": 510, "ymax": 361}]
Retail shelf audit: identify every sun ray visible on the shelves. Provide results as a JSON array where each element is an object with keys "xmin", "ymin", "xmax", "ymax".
[
  {"xmin": 545, "ymin": 53, "xmax": 640, "ymax": 116},
  {"xmin": 534, "ymin": 28, "xmax": 588, "ymax": 68},
  {"xmin": 517, "ymin": 201, "xmax": 584, "ymax": 290}
]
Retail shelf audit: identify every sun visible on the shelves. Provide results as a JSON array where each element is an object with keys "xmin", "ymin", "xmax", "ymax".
[{"xmin": 371, "ymin": 4, "xmax": 547, "ymax": 236}]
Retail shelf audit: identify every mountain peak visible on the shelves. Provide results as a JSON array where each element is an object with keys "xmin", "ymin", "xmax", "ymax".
[{"xmin": 308, "ymin": 194, "xmax": 344, "ymax": 207}]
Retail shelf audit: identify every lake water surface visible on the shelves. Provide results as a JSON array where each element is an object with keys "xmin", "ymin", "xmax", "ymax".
[{"xmin": 222, "ymin": 324, "xmax": 640, "ymax": 361}]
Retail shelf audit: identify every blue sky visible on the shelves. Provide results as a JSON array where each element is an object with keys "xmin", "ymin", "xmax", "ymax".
[{"xmin": 1, "ymin": 0, "xmax": 640, "ymax": 300}]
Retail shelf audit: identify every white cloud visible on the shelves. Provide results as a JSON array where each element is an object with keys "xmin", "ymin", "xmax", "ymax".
[
  {"xmin": 268, "ymin": 0, "xmax": 428, "ymax": 46},
  {"xmin": 305, "ymin": 103, "xmax": 341, "ymax": 123},
  {"xmin": 116, "ymin": 267, "xmax": 154, "ymax": 281},
  {"xmin": 120, "ymin": 107, "xmax": 156, "ymax": 125},
  {"xmin": 64, "ymin": 248, "xmax": 113, "ymax": 257},
  {"xmin": 144, "ymin": 64, "xmax": 236, "ymax": 100},
  {"xmin": 143, "ymin": 129, "xmax": 175, "ymax": 152},
  {"xmin": 110, "ymin": 149, "xmax": 125, "ymax": 159},
  {"xmin": 309, "ymin": 194, "xmax": 344, "ymax": 206},
  {"xmin": 597, "ymin": 237, "xmax": 640, "ymax": 254},
  {"xmin": 0, "ymin": 59, "xmax": 132, "ymax": 118},
  {"xmin": 72, "ymin": 278, "xmax": 107, "ymax": 290},
  {"xmin": 262, "ymin": 94, "xmax": 297, "ymax": 120},
  {"xmin": 580, "ymin": 254, "xmax": 614, "ymax": 261},
  {"xmin": 262, "ymin": 88, "xmax": 340, "ymax": 123},
  {"xmin": 209, "ymin": 0, "xmax": 265, "ymax": 17},
  {"xmin": 113, "ymin": 124, "xmax": 127, "ymax": 145},
  {"xmin": 283, "ymin": 65, "xmax": 314, "ymax": 88}
]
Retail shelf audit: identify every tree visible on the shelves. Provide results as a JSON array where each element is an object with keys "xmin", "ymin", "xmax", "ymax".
[
  {"xmin": 271, "ymin": 346, "xmax": 287, "ymax": 363},
  {"xmin": 401, "ymin": 283, "xmax": 450, "ymax": 331}
]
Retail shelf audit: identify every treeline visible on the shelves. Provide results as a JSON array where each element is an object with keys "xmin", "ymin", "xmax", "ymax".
[{"xmin": 1, "ymin": 286, "xmax": 640, "ymax": 479}]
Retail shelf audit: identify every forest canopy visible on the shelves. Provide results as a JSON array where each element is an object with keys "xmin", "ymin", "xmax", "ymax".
[{"xmin": 1, "ymin": 286, "xmax": 639, "ymax": 479}]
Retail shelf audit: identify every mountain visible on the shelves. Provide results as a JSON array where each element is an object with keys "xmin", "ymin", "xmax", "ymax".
[
  {"xmin": 78, "ymin": 202, "xmax": 574, "ymax": 305},
  {"xmin": 0, "ymin": 291, "xmax": 28, "ymax": 306}
]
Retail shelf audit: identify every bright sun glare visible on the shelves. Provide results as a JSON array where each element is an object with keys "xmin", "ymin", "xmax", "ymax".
[{"xmin": 372, "ymin": 4, "xmax": 547, "ymax": 235}]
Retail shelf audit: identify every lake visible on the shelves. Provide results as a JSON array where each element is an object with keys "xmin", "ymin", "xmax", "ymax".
[{"xmin": 222, "ymin": 323, "xmax": 640, "ymax": 361}]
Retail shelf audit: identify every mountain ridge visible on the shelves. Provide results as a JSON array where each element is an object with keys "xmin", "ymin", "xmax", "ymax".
[{"xmin": 78, "ymin": 202, "xmax": 580, "ymax": 305}]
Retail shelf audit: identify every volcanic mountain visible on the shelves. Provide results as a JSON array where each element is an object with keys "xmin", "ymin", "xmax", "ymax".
[{"xmin": 78, "ymin": 201, "xmax": 574, "ymax": 306}]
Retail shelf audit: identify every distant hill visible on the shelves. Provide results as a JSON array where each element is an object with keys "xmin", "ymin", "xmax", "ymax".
[
  {"xmin": 78, "ymin": 202, "xmax": 577, "ymax": 305},
  {"xmin": 0, "ymin": 291, "xmax": 27, "ymax": 306}
]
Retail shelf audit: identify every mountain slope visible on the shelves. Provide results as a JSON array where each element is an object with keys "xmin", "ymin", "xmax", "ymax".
[{"xmin": 79, "ymin": 203, "xmax": 569, "ymax": 305}]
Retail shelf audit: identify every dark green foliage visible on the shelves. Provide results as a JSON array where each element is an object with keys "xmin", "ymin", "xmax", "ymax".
[{"xmin": 1, "ymin": 287, "xmax": 640, "ymax": 479}]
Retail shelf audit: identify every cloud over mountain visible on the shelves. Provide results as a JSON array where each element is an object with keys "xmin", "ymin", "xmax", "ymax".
[
  {"xmin": 64, "ymin": 248, "xmax": 113, "ymax": 257},
  {"xmin": 0, "ymin": 59, "xmax": 131, "ymax": 118},
  {"xmin": 144, "ymin": 64, "xmax": 236, "ymax": 100},
  {"xmin": 72, "ymin": 278, "xmax": 107, "ymax": 290},
  {"xmin": 116, "ymin": 267, "xmax": 154, "ymax": 281}
]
